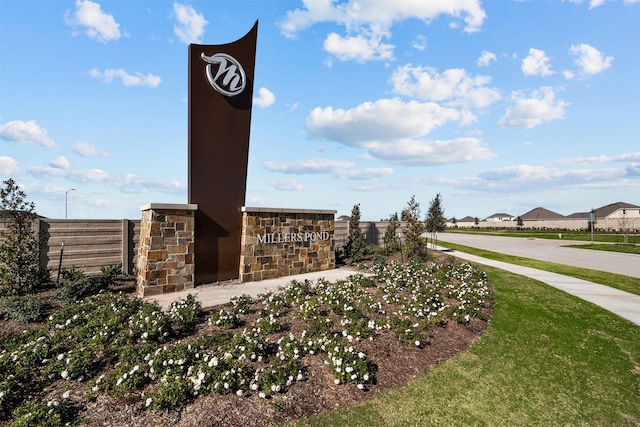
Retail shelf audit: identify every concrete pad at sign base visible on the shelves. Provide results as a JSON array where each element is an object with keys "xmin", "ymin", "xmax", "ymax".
[{"xmin": 146, "ymin": 267, "xmax": 370, "ymax": 311}]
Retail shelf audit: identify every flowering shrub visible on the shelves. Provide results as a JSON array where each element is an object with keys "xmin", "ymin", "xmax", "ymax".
[
  {"xmin": 128, "ymin": 303, "xmax": 172, "ymax": 343},
  {"xmin": 325, "ymin": 339, "xmax": 371, "ymax": 388},
  {"xmin": 11, "ymin": 394, "xmax": 77, "ymax": 427},
  {"xmin": 229, "ymin": 294, "xmax": 254, "ymax": 314},
  {"xmin": 0, "ymin": 257, "xmax": 492, "ymax": 425},
  {"xmin": 209, "ymin": 309, "xmax": 241, "ymax": 329},
  {"xmin": 168, "ymin": 294, "xmax": 201, "ymax": 334}
]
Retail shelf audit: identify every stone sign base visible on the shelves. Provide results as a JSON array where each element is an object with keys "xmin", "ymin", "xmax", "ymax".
[
  {"xmin": 136, "ymin": 203, "xmax": 197, "ymax": 296},
  {"xmin": 239, "ymin": 207, "xmax": 336, "ymax": 282}
]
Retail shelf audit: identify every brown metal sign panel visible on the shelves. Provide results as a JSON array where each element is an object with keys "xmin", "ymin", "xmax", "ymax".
[{"xmin": 188, "ymin": 21, "xmax": 258, "ymax": 284}]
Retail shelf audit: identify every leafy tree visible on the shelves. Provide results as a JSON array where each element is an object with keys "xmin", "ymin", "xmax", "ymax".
[
  {"xmin": 516, "ymin": 215, "xmax": 524, "ymax": 228},
  {"xmin": 401, "ymin": 195, "xmax": 426, "ymax": 261},
  {"xmin": 0, "ymin": 179, "xmax": 49, "ymax": 294},
  {"xmin": 344, "ymin": 204, "xmax": 367, "ymax": 264},
  {"xmin": 383, "ymin": 212, "xmax": 401, "ymax": 255},
  {"xmin": 425, "ymin": 193, "xmax": 446, "ymax": 249}
]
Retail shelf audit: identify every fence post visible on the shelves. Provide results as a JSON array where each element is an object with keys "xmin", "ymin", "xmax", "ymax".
[{"xmin": 122, "ymin": 219, "xmax": 130, "ymax": 275}]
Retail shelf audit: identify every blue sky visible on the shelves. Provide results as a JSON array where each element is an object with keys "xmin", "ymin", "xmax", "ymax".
[{"xmin": 1, "ymin": 0, "xmax": 638, "ymax": 221}]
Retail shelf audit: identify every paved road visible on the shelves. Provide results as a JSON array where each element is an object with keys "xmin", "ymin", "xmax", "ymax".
[{"xmin": 438, "ymin": 232, "xmax": 640, "ymax": 278}]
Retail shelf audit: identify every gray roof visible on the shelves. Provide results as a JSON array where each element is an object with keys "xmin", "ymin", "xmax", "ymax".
[
  {"xmin": 520, "ymin": 207, "xmax": 565, "ymax": 221},
  {"xmin": 593, "ymin": 202, "xmax": 640, "ymax": 219}
]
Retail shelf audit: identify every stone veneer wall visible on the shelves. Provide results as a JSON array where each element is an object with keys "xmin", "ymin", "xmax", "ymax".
[
  {"xmin": 136, "ymin": 203, "xmax": 197, "ymax": 296},
  {"xmin": 239, "ymin": 207, "xmax": 336, "ymax": 282}
]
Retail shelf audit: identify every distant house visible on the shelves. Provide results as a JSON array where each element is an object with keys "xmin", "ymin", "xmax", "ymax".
[
  {"xmin": 568, "ymin": 202, "xmax": 640, "ymax": 220},
  {"xmin": 485, "ymin": 213, "xmax": 514, "ymax": 222},
  {"xmin": 593, "ymin": 202, "xmax": 640, "ymax": 220},
  {"xmin": 450, "ymin": 216, "xmax": 479, "ymax": 228},
  {"xmin": 520, "ymin": 207, "xmax": 565, "ymax": 221}
]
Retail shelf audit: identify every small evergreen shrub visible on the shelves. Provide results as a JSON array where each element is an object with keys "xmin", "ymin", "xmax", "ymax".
[
  {"xmin": 55, "ymin": 277, "xmax": 105, "ymax": 304},
  {"xmin": 1, "ymin": 294, "xmax": 47, "ymax": 322}
]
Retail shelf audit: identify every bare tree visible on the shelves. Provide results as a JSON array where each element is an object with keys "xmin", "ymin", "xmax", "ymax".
[{"xmin": 618, "ymin": 210, "xmax": 634, "ymax": 244}]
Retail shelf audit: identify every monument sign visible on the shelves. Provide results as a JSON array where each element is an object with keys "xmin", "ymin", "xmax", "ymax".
[{"xmin": 188, "ymin": 21, "xmax": 258, "ymax": 284}]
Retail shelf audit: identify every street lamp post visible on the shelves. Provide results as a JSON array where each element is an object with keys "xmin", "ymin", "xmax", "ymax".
[{"xmin": 65, "ymin": 188, "xmax": 75, "ymax": 219}]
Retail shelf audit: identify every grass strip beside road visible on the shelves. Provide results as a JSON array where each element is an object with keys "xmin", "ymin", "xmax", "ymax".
[
  {"xmin": 564, "ymin": 243, "xmax": 640, "ymax": 255},
  {"xmin": 447, "ymin": 229, "xmax": 636, "ymax": 244},
  {"xmin": 435, "ymin": 240, "xmax": 640, "ymax": 296},
  {"xmin": 292, "ymin": 267, "xmax": 640, "ymax": 427}
]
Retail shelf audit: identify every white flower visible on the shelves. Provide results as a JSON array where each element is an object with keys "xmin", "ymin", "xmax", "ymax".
[
  {"xmin": 333, "ymin": 379, "xmax": 340, "ymax": 384},
  {"xmin": 145, "ymin": 397, "xmax": 152, "ymax": 407},
  {"xmin": 62, "ymin": 391, "xmax": 70, "ymax": 399},
  {"xmin": 61, "ymin": 370, "xmax": 69, "ymax": 380}
]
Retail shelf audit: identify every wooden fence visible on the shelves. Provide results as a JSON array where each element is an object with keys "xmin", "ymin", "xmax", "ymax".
[
  {"xmin": 1, "ymin": 219, "xmax": 140, "ymax": 276},
  {"xmin": 1, "ymin": 215, "xmax": 634, "ymax": 279}
]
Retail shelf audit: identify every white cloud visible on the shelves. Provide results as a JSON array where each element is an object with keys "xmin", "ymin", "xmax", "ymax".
[
  {"xmin": 114, "ymin": 172, "xmax": 182, "ymax": 193},
  {"xmin": 65, "ymin": 0, "xmax": 121, "ymax": 43},
  {"xmin": 335, "ymin": 167, "xmax": 394, "ymax": 180},
  {"xmin": 323, "ymin": 31, "xmax": 394, "ymax": 62},
  {"xmin": 498, "ymin": 87, "xmax": 569, "ymax": 129},
  {"xmin": 569, "ymin": 43, "xmax": 613, "ymax": 75},
  {"xmin": 29, "ymin": 166, "xmax": 105, "ymax": 181},
  {"xmin": 556, "ymin": 152, "xmax": 640, "ymax": 164},
  {"xmin": 306, "ymin": 98, "xmax": 463, "ymax": 146},
  {"xmin": 0, "ymin": 156, "xmax": 21, "ymax": 176},
  {"xmin": 173, "ymin": 2, "xmax": 207, "ymax": 44},
  {"xmin": 90, "ymin": 68, "xmax": 161, "ymax": 87},
  {"xmin": 477, "ymin": 164, "xmax": 626, "ymax": 191},
  {"xmin": 73, "ymin": 141, "xmax": 110, "ymax": 157},
  {"xmin": 27, "ymin": 166, "xmax": 182, "ymax": 194},
  {"xmin": 626, "ymin": 163, "xmax": 640, "ymax": 176},
  {"xmin": 521, "ymin": 48, "xmax": 553, "ymax": 76},
  {"xmin": 50, "ymin": 156, "xmax": 71, "ymax": 170},
  {"xmin": 412, "ymin": 35, "xmax": 427, "ymax": 51},
  {"xmin": 280, "ymin": 0, "xmax": 486, "ymax": 37},
  {"xmin": 0, "ymin": 120, "xmax": 57, "ymax": 149},
  {"xmin": 477, "ymin": 50, "xmax": 497, "ymax": 67},
  {"xmin": 305, "ymin": 98, "xmax": 496, "ymax": 165},
  {"xmin": 263, "ymin": 158, "xmax": 354, "ymax": 175},
  {"xmin": 268, "ymin": 178, "xmax": 303, "ymax": 191},
  {"xmin": 390, "ymin": 65, "xmax": 501, "ymax": 108},
  {"xmin": 253, "ymin": 87, "xmax": 276, "ymax": 108},
  {"xmin": 364, "ymin": 138, "xmax": 495, "ymax": 166},
  {"xmin": 262, "ymin": 158, "xmax": 393, "ymax": 180},
  {"xmin": 279, "ymin": 0, "xmax": 486, "ymax": 62}
]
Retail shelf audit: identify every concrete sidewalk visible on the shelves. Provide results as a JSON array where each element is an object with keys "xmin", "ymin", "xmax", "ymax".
[
  {"xmin": 147, "ymin": 250, "xmax": 639, "ymax": 327},
  {"xmin": 147, "ymin": 267, "xmax": 369, "ymax": 312},
  {"xmin": 436, "ymin": 246, "xmax": 640, "ymax": 326}
]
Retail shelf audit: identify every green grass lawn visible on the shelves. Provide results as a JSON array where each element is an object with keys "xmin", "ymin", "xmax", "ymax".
[
  {"xmin": 564, "ymin": 243, "xmax": 640, "ymax": 255},
  {"xmin": 434, "ymin": 240, "xmax": 640, "ymax": 296},
  {"xmin": 290, "ymin": 267, "xmax": 640, "ymax": 427},
  {"xmin": 448, "ymin": 228, "xmax": 639, "ymax": 245}
]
